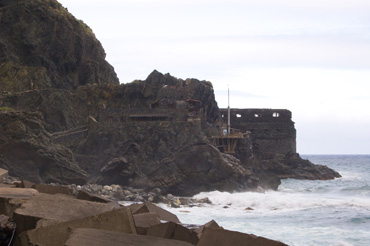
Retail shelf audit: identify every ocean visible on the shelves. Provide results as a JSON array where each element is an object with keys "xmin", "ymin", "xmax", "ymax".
[{"xmin": 162, "ymin": 155, "xmax": 370, "ymax": 246}]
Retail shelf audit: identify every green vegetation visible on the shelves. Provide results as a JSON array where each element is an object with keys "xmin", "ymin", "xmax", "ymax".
[
  {"xmin": 77, "ymin": 20, "xmax": 95, "ymax": 37},
  {"xmin": 0, "ymin": 107, "xmax": 13, "ymax": 111}
]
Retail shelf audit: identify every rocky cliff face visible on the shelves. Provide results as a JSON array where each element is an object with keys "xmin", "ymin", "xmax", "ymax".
[
  {"xmin": 0, "ymin": 110, "xmax": 87, "ymax": 184},
  {"xmin": 0, "ymin": 0, "xmax": 340, "ymax": 196},
  {"xmin": 0, "ymin": 0, "xmax": 119, "ymax": 92}
]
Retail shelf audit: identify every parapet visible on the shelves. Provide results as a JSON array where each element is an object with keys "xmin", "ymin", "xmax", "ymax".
[{"xmin": 220, "ymin": 108, "xmax": 292, "ymax": 123}]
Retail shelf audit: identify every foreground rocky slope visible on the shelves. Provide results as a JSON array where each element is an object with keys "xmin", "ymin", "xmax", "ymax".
[
  {"xmin": 0, "ymin": 0, "xmax": 340, "ymax": 196},
  {"xmin": 0, "ymin": 175, "xmax": 287, "ymax": 246}
]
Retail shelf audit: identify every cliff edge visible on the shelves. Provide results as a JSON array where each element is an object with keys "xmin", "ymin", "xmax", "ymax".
[{"xmin": 0, "ymin": 0, "xmax": 119, "ymax": 92}]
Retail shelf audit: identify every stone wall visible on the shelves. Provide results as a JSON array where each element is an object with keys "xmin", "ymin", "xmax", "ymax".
[{"xmin": 219, "ymin": 108, "xmax": 296, "ymax": 156}]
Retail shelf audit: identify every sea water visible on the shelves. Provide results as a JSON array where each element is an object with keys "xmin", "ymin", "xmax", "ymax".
[{"xmin": 162, "ymin": 155, "xmax": 370, "ymax": 246}]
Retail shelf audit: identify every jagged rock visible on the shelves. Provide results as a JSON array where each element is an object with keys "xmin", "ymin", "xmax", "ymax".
[{"xmin": 0, "ymin": 0, "xmax": 119, "ymax": 92}]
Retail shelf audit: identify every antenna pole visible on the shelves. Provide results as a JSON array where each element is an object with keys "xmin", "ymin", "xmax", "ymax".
[{"xmin": 227, "ymin": 85, "xmax": 230, "ymax": 134}]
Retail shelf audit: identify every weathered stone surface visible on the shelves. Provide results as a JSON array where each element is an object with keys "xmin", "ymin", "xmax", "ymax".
[
  {"xmin": 65, "ymin": 228, "xmax": 194, "ymax": 246},
  {"xmin": 147, "ymin": 221, "xmax": 199, "ymax": 245},
  {"xmin": 77, "ymin": 190, "xmax": 111, "ymax": 203},
  {"xmin": 144, "ymin": 202, "xmax": 181, "ymax": 223},
  {"xmin": 13, "ymin": 193, "xmax": 115, "ymax": 233},
  {"xmin": 197, "ymin": 228, "xmax": 288, "ymax": 246},
  {"xmin": 17, "ymin": 207, "xmax": 136, "ymax": 246},
  {"xmin": 0, "ymin": 188, "xmax": 38, "ymax": 217},
  {"xmin": 0, "ymin": 111, "xmax": 88, "ymax": 184},
  {"xmin": 146, "ymin": 221, "xmax": 177, "ymax": 239},
  {"xmin": 0, "ymin": 0, "xmax": 119, "ymax": 92},
  {"xmin": 31, "ymin": 184, "xmax": 73, "ymax": 196},
  {"xmin": 172, "ymin": 223, "xmax": 199, "ymax": 245},
  {"xmin": 133, "ymin": 212, "xmax": 161, "ymax": 235},
  {"xmin": 129, "ymin": 203, "xmax": 150, "ymax": 215},
  {"xmin": 193, "ymin": 220, "xmax": 221, "ymax": 238},
  {"xmin": 0, "ymin": 188, "xmax": 38, "ymax": 199}
]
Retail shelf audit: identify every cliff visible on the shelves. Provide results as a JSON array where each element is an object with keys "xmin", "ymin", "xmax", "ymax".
[
  {"xmin": 0, "ymin": 0, "xmax": 340, "ymax": 196},
  {"xmin": 0, "ymin": 0, "xmax": 119, "ymax": 92}
]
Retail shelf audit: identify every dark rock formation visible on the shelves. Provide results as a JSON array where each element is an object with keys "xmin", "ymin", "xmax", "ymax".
[
  {"xmin": 0, "ymin": 0, "xmax": 119, "ymax": 92},
  {"xmin": 0, "ymin": 110, "xmax": 87, "ymax": 184},
  {"xmin": 0, "ymin": 0, "xmax": 340, "ymax": 197}
]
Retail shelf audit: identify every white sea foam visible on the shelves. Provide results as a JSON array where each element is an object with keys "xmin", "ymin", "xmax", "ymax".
[{"xmin": 163, "ymin": 155, "xmax": 370, "ymax": 246}]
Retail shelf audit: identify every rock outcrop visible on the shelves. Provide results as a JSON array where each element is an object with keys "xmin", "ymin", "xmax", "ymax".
[
  {"xmin": 0, "ymin": 110, "xmax": 87, "ymax": 184},
  {"xmin": 0, "ymin": 0, "xmax": 119, "ymax": 92}
]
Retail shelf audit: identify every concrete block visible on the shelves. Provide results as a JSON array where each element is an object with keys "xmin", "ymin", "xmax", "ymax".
[
  {"xmin": 129, "ymin": 203, "xmax": 150, "ymax": 215},
  {"xmin": 65, "ymin": 228, "xmax": 194, "ymax": 246},
  {"xmin": 147, "ymin": 221, "xmax": 199, "ymax": 245},
  {"xmin": 193, "ymin": 220, "xmax": 221, "ymax": 238},
  {"xmin": 0, "ymin": 188, "xmax": 38, "ymax": 199},
  {"xmin": 133, "ymin": 212, "xmax": 161, "ymax": 235},
  {"xmin": 147, "ymin": 221, "xmax": 177, "ymax": 239},
  {"xmin": 77, "ymin": 190, "xmax": 111, "ymax": 203},
  {"xmin": 0, "ymin": 188, "xmax": 39, "ymax": 216},
  {"xmin": 17, "ymin": 207, "xmax": 137, "ymax": 246},
  {"xmin": 144, "ymin": 202, "xmax": 181, "ymax": 223},
  {"xmin": 197, "ymin": 228, "xmax": 288, "ymax": 246},
  {"xmin": 31, "ymin": 184, "xmax": 73, "ymax": 196},
  {"xmin": 173, "ymin": 223, "xmax": 199, "ymax": 245},
  {"xmin": 13, "ymin": 193, "xmax": 115, "ymax": 234}
]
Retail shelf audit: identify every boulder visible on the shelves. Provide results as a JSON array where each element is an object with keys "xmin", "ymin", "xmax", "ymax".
[
  {"xmin": 197, "ymin": 228, "xmax": 287, "ymax": 246},
  {"xmin": 65, "ymin": 228, "xmax": 193, "ymax": 246}
]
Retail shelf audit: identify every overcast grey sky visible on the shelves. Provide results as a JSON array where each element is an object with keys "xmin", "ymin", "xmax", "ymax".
[{"xmin": 59, "ymin": 0, "xmax": 370, "ymax": 154}]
